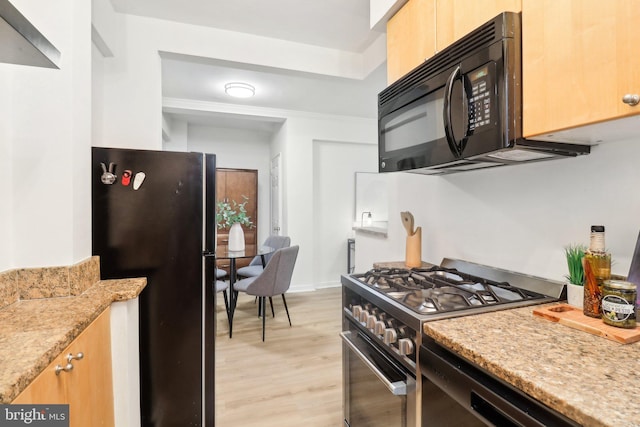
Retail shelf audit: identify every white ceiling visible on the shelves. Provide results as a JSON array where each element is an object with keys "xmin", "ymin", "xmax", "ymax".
[{"xmin": 109, "ymin": 0, "xmax": 389, "ymax": 130}]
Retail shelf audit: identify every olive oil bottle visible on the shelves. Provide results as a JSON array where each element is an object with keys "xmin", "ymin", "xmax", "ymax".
[{"xmin": 583, "ymin": 225, "xmax": 611, "ymax": 318}]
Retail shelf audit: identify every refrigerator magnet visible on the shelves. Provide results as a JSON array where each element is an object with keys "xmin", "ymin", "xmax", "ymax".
[
  {"xmin": 100, "ymin": 162, "xmax": 117, "ymax": 185},
  {"xmin": 121, "ymin": 170, "xmax": 132, "ymax": 186},
  {"xmin": 133, "ymin": 172, "xmax": 146, "ymax": 190}
]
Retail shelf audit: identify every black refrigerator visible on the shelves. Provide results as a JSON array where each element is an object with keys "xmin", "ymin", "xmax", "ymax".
[{"xmin": 91, "ymin": 147, "xmax": 216, "ymax": 426}]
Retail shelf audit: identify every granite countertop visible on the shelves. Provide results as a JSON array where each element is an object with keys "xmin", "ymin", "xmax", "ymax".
[
  {"xmin": 0, "ymin": 278, "xmax": 146, "ymax": 403},
  {"xmin": 423, "ymin": 303, "xmax": 640, "ymax": 427}
]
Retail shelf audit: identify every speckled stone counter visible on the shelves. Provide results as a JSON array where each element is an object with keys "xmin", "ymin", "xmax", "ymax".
[
  {"xmin": 423, "ymin": 303, "xmax": 640, "ymax": 427},
  {"xmin": 0, "ymin": 277, "xmax": 146, "ymax": 403}
]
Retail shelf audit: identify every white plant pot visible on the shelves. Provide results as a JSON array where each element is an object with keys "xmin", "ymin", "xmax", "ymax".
[
  {"xmin": 228, "ymin": 223, "xmax": 245, "ymax": 252},
  {"xmin": 566, "ymin": 283, "xmax": 584, "ymax": 309}
]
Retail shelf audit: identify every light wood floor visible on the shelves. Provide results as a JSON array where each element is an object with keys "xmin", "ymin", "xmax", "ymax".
[{"xmin": 215, "ymin": 287, "xmax": 343, "ymax": 427}]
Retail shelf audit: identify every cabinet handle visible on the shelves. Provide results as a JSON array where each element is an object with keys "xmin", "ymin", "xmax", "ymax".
[
  {"xmin": 622, "ymin": 94, "xmax": 640, "ymax": 106},
  {"xmin": 55, "ymin": 363, "xmax": 74, "ymax": 375},
  {"xmin": 67, "ymin": 352, "xmax": 84, "ymax": 363}
]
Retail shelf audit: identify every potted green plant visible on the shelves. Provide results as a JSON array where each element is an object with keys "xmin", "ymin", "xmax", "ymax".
[
  {"xmin": 564, "ymin": 244, "xmax": 586, "ymax": 308},
  {"xmin": 216, "ymin": 196, "xmax": 254, "ymax": 251}
]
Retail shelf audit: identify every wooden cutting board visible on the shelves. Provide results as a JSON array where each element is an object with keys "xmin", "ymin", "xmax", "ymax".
[{"xmin": 533, "ymin": 304, "xmax": 640, "ymax": 344}]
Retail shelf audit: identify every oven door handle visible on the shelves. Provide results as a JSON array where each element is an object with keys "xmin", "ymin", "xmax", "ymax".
[{"xmin": 340, "ymin": 331, "xmax": 407, "ymax": 396}]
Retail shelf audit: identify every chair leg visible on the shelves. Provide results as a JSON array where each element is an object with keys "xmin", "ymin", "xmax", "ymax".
[
  {"xmin": 261, "ymin": 296, "xmax": 266, "ymax": 342},
  {"xmin": 222, "ymin": 291, "xmax": 230, "ymax": 324},
  {"xmin": 269, "ymin": 296, "xmax": 275, "ymax": 317},
  {"xmin": 282, "ymin": 294, "xmax": 292, "ymax": 327}
]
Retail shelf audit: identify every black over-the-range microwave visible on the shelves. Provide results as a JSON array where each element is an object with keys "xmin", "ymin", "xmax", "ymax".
[{"xmin": 378, "ymin": 12, "xmax": 590, "ymax": 175}]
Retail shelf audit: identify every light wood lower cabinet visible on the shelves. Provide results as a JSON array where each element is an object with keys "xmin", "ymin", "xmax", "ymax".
[{"xmin": 13, "ymin": 307, "xmax": 115, "ymax": 427}]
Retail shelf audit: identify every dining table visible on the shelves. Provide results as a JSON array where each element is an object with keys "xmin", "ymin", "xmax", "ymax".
[{"xmin": 216, "ymin": 245, "xmax": 275, "ymax": 337}]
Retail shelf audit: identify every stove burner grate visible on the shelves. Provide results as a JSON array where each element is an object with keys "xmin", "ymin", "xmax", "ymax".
[{"xmin": 356, "ymin": 266, "xmax": 545, "ymax": 315}]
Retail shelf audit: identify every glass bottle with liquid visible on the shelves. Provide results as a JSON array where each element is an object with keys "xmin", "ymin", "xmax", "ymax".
[{"xmin": 583, "ymin": 225, "xmax": 611, "ymax": 318}]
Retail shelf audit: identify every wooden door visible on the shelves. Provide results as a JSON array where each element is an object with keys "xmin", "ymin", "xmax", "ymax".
[
  {"xmin": 523, "ymin": 0, "xmax": 640, "ymax": 137},
  {"xmin": 386, "ymin": 0, "xmax": 437, "ymax": 84},
  {"xmin": 216, "ymin": 168, "xmax": 258, "ymax": 273},
  {"xmin": 435, "ymin": 0, "xmax": 522, "ymax": 51}
]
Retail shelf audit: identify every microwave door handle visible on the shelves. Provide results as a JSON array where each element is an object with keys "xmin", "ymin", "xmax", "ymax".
[{"xmin": 443, "ymin": 65, "xmax": 462, "ymax": 157}]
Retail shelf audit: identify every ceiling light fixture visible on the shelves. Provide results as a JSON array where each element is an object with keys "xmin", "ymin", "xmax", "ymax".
[{"xmin": 224, "ymin": 82, "xmax": 255, "ymax": 98}]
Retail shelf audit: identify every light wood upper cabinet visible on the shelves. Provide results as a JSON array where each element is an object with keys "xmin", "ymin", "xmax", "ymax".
[
  {"xmin": 13, "ymin": 308, "xmax": 115, "ymax": 427},
  {"xmin": 436, "ymin": 0, "xmax": 522, "ymax": 51},
  {"xmin": 386, "ymin": 0, "xmax": 521, "ymax": 84},
  {"xmin": 523, "ymin": 0, "xmax": 640, "ymax": 138},
  {"xmin": 386, "ymin": 0, "xmax": 436, "ymax": 84}
]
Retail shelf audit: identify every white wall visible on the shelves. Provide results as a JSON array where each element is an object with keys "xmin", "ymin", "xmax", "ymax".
[
  {"xmin": 187, "ymin": 124, "xmax": 272, "ymax": 244},
  {"xmin": 3, "ymin": 0, "xmax": 92, "ymax": 269},
  {"xmin": 276, "ymin": 115, "xmax": 378, "ymax": 290},
  {"xmin": 95, "ymin": 13, "xmax": 383, "ymax": 152},
  {"xmin": 0, "ymin": 68, "xmax": 12, "ymax": 271},
  {"xmin": 356, "ymin": 139, "xmax": 640, "ymax": 283},
  {"xmin": 313, "ymin": 140, "xmax": 378, "ymax": 287}
]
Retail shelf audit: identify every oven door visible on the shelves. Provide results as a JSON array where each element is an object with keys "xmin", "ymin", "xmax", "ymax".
[{"xmin": 341, "ymin": 328, "xmax": 416, "ymax": 427}]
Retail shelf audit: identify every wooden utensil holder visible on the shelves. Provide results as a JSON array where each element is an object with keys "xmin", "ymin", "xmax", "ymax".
[{"xmin": 405, "ymin": 227, "xmax": 422, "ymax": 268}]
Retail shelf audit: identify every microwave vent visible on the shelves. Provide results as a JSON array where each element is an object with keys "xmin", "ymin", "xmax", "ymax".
[{"xmin": 379, "ymin": 12, "xmax": 516, "ymax": 108}]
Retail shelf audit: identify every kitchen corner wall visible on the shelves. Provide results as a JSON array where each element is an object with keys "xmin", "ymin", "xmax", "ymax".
[
  {"xmin": 2, "ymin": 0, "xmax": 92, "ymax": 270},
  {"xmin": 356, "ymin": 138, "xmax": 640, "ymax": 282}
]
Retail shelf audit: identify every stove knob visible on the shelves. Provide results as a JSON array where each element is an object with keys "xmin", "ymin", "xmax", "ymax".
[
  {"xmin": 374, "ymin": 320, "xmax": 386, "ymax": 336},
  {"xmin": 397, "ymin": 325, "xmax": 408, "ymax": 338},
  {"xmin": 398, "ymin": 338, "xmax": 414, "ymax": 356},
  {"xmin": 351, "ymin": 305, "xmax": 362, "ymax": 319},
  {"xmin": 383, "ymin": 328, "xmax": 397, "ymax": 345},
  {"xmin": 359, "ymin": 311, "xmax": 370, "ymax": 324},
  {"xmin": 366, "ymin": 315, "xmax": 377, "ymax": 331}
]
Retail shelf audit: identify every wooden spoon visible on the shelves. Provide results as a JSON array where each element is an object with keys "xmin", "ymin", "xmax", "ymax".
[{"xmin": 400, "ymin": 211, "xmax": 415, "ymax": 236}]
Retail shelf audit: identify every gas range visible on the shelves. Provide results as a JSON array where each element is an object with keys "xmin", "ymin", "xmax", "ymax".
[
  {"xmin": 341, "ymin": 258, "xmax": 565, "ymax": 426},
  {"xmin": 342, "ymin": 258, "xmax": 565, "ymax": 332}
]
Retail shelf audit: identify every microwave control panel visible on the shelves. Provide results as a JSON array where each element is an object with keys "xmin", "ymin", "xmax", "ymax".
[{"xmin": 468, "ymin": 64, "xmax": 493, "ymax": 131}]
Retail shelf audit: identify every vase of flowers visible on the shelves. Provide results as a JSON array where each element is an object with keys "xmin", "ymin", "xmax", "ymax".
[
  {"xmin": 216, "ymin": 196, "xmax": 254, "ymax": 251},
  {"xmin": 564, "ymin": 244, "xmax": 586, "ymax": 309}
]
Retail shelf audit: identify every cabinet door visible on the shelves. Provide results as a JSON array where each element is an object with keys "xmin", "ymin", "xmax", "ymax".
[
  {"xmin": 65, "ymin": 308, "xmax": 114, "ymax": 427},
  {"xmin": 12, "ymin": 359, "xmax": 67, "ymax": 405},
  {"xmin": 436, "ymin": 0, "xmax": 521, "ymax": 51},
  {"xmin": 523, "ymin": 0, "xmax": 640, "ymax": 137},
  {"xmin": 13, "ymin": 308, "xmax": 114, "ymax": 427},
  {"xmin": 386, "ymin": 0, "xmax": 436, "ymax": 84}
]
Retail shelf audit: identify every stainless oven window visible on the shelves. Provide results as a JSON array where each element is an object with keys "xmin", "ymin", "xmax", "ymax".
[
  {"xmin": 342, "ymin": 330, "xmax": 414, "ymax": 427},
  {"xmin": 381, "ymin": 89, "xmax": 445, "ymax": 153}
]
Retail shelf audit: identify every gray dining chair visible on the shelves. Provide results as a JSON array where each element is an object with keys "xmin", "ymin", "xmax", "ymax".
[
  {"xmin": 236, "ymin": 235, "xmax": 291, "ymax": 278},
  {"xmin": 216, "ymin": 268, "xmax": 227, "ymax": 279},
  {"xmin": 216, "ymin": 280, "xmax": 230, "ymax": 324},
  {"xmin": 233, "ymin": 245, "xmax": 299, "ymax": 341}
]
